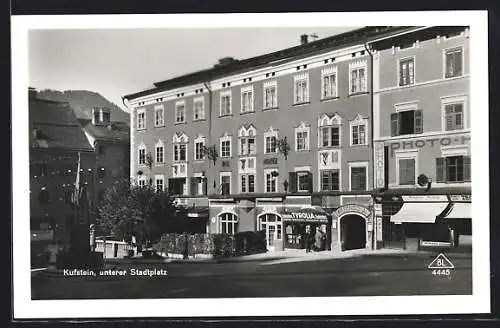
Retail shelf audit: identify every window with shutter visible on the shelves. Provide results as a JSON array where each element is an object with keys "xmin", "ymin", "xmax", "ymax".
[
  {"xmin": 436, "ymin": 157, "xmax": 446, "ymax": 182},
  {"xmin": 391, "ymin": 113, "xmax": 399, "ymax": 136},
  {"xmin": 190, "ymin": 177, "xmax": 197, "ymax": 196},
  {"xmin": 289, "ymin": 172, "xmax": 298, "ymax": 193},
  {"xmin": 463, "ymin": 156, "xmax": 471, "ymax": 181},
  {"xmin": 307, "ymin": 172, "xmax": 313, "ymax": 193},
  {"xmin": 399, "ymin": 158, "xmax": 415, "ymax": 185}
]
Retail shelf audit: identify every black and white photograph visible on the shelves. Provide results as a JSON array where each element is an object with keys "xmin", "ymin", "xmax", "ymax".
[{"xmin": 11, "ymin": 11, "xmax": 490, "ymax": 318}]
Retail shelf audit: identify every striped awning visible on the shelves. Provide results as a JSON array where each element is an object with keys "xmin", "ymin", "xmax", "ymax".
[
  {"xmin": 390, "ymin": 201, "xmax": 451, "ymax": 223},
  {"xmin": 444, "ymin": 202, "xmax": 471, "ymax": 219}
]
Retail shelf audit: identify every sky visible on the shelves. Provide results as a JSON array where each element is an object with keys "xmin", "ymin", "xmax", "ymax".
[{"xmin": 28, "ymin": 27, "xmax": 357, "ymax": 111}]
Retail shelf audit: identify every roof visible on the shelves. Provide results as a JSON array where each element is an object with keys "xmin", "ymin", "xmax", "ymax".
[
  {"xmin": 123, "ymin": 26, "xmax": 419, "ymax": 100},
  {"xmin": 29, "ymin": 97, "xmax": 93, "ymax": 151},
  {"xmin": 79, "ymin": 119, "xmax": 130, "ymax": 143}
]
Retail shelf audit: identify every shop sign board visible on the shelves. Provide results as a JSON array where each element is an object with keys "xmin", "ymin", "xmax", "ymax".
[
  {"xmin": 450, "ymin": 195, "xmax": 471, "ymax": 202},
  {"xmin": 334, "ymin": 204, "xmax": 371, "ymax": 219},
  {"xmin": 420, "ymin": 240, "xmax": 452, "ymax": 247}
]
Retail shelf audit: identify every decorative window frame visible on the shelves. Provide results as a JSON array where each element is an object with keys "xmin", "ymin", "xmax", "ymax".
[
  {"xmin": 397, "ymin": 55, "xmax": 416, "ymax": 87},
  {"xmin": 136, "ymin": 108, "xmax": 146, "ymax": 130},
  {"xmin": 219, "ymin": 171, "xmax": 232, "ymax": 195},
  {"xmin": 317, "ymin": 113, "xmax": 342, "ymax": 148},
  {"xmin": 394, "ymin": 100, "xmax": 419, "ymax": 112},
  {"xmin": 441, "ymin": 144, "xmax": 470, "ymax": 158},
  {"xmin": 137, "ymin": 142, "xmax": 147, "ymax": 167},
  {"xmin": 219, "ymin": 133, "xmax": 232, "ymax": 158},
  {"xmin": 137, "ymin": 174, "xmax": 147, "ymax": 187},
  {"xmin": 442, "ymin": 45, "xmax": 465, "ymax": 79},
  {"xmin": 240, "ymin": 84, "xmax": 254, "ymax": 114},
  {"xmin": 348, "ymin": 60, "xmax": 368, "ymax": 95},
  {"xmin": 348, "ymin": 161, "xmax": 369, "ymax": 191},
  {"xmin": 194, "ymin": 135, "xmax": 206, "ymax": 161},
  {"xmin": 219, "ymin": 90, "xmax": 232, "ymax": 116},
  {"xmin": 263, "ymin": 80, "xmax": 278, "ymax": 110},
  {"xmin": 175, "ymin": 100, "xmax": 186, "ymax": 124},
  {"xmin": 218, "ymin": 212, "xmax": 238, "ymax": 234},
  {"xmin": 155, "ymin": 139, "xmax": 165, "ymax": 165},
  {"xmin": 321, "ymin": 66, "xmax": 338, "ymax": 100},
  {"xmin": 294, "ymin": 122, "xmax": 310, "ymax": 152},
  {"xmin": 153, "ymin": 105, "xmax": 165, "ymax": 127},
  {"xmin": 293, "ymin": 73, "xmax": 310, "ymax": 105},
  {"xmin": 349, "ymin": 114, "xmax": 369, "ymax": 146},
  {"xmin": 441, "ymin": 94, "xmax": 468, "ymax": 132},
  {"xmin": 263, "ymin": 126, "xmax": 279, "ymax": 154},
  {"xmin": 394, "ymin": 149, "xmax": 419, "ymax": 186},
  {"xmin": 239, "ymin": 172, "xmax": 256, "ymax": 193},
  {"xmin": 172, "ymin": 132, "xmax": 189, "ymax": 163},
  {"xmin": 154, "ymin": 174, "xmax": 165, "ymax": 192},
  {"xmin": 193, "ymin": 96, "xmax": 205, "ymax": 121},
  {"xmin": 238, "ymin": 124, "xmax": 257, "ymax": 156},
  {"xmin": 264, "ymin": 168, "xmax": 279, "ymax": 193},
  {"xmin": 238, "ymin": 157, "xmax": 256, "ymax": 174}
]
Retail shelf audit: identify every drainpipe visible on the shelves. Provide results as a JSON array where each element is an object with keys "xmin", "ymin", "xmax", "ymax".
[
  {"xmin": 364, "ymin": 42, "xmax": 376, "ymax": 251},
  {"xmin": 203, "ymin": 82, "xmax": 214, "ymax": 193}
]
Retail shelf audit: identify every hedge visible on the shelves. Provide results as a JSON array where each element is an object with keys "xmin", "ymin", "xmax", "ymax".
[{"xmin": 153, "ymin": 231, "xmax": 267, "ymax": 258}]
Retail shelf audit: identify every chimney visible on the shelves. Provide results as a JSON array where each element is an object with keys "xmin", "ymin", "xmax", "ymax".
[
  {"xmin": 29, "ymin": 87, "xmax": 37, "ymax": 99},
  {"xmin": 300, "ymin": 34, "xmax": 308, "ymax": 45},
  {"xmin": 214, "ymin": 57, "xmax": 237, "ymax": 68}
]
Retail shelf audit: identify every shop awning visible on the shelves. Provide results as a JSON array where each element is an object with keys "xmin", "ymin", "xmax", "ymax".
[
  {"xmin": 390, "ymin": 202, "xmax": 450, "ymax": 223},
  {"xmin": 444, "ymin": 202, "xmax": 471, "ymax": 219},
  {"xmin": 281, "ymin": 206, "xmax": 329, "ymax": 224}
]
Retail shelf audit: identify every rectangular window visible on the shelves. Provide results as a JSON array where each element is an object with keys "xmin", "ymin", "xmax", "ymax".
[
  {"xmin": 155, "ymin": 146, "xmax": 164, "ymax": 163},
  {"xmin": 351, "ymin": 124, "xmax": 367, "ymax": 145},
  {"xmin": 265, "ymin": 136, "xmax": 277, "ymax": 153},
  {"xmin": 391, "ymin": 110, "xmax": 423, "ymax": 136},
  {"xmin": 320, "ymin": 126, "xmax": 340, "ymax": 147},
  {"xmin": 436, "ymin": 156, "xmax": 471, "ymax": 183},
  {"xmin": 350, "ymin": 68, "xmax": 366, "ymax": 94},
  {"xmin": 137, "ymin": 111, "xmax": 145, "ymax": 129},
  {"xmin": 322, "ymin": 73, "xmax": 337, "ymax": 99},
  {"xmin": 445, "ymin": 48, "xmax": 463, "ymax": 78},
  {"xmin": 221, "ymin": 140, "xmax": 231, "ymax": 158},
  {"xmin": 155, "ymin": 177, "xmax": 164, "ymax": 192},
  {"xmin": 174, "ymin": 144, "xmax": 186, "ymax": 162},
  {"xmin": 193, "ymin": 98, "xmax": 205, "ymax": 120},
  {"xmin": 154, "ymin": 107, "xmax": 164, "ymax": 127},
  {"xmin": 138, "ymin": 178, "xmax": 146, "ymax": 188},
  {"xmin": 220, "ymin": 93, "xmax": 232, "ymax": 116},
  {"xmin": 221, "ymin": 175, "xmax": 231, "ymax": 196},
  {"xmin": 240, "ymin": 174, "xmax": 255, "ymax": 193},
  {"xmin": 321, "ymin": 170, "xmax": 340, "ymax": 191},
  {"xmin": 398, "ymin": 158, "xmax": 416, "ymax": 185},
  {"xmin": 297, "ymin": 172, "xmax": 310, "ymax": 192},
  {"xmin": 240, "ymin": 137, "xmax": 256, "ymax": 155},
  {"xmin": 294, "ymin": 78, "xmax": 309, "ymax": 104},
  {"xmin": 241, "ymin": 89, "xmax": 254, "ymax": 113},
  {"xmin": 138, "ymin": 148, "xmax": 146, "ymax": 165},
  {"xmin": 350, "ymin": 166, "xmax": 367, "ymax": 191},
  {"xmin": 399, "ymin": 57, "xmax": 415, "ymax": 86},
  {"xmin": 444, "ymin": 103, "xmax": 464, "ymax": 131},
  {"xmin": 296, "ymin": 131, "xmax": 309, "ymax": 151},
  {"xmin": 175, "ymin": 104, "xmax": 185, "ymax": 123},
  {"xmin": 265, "ymin": 171, "xmax": 278, "ymax": 193},
  {"xmin": 264, "ymin": 85, "xmax": 277, "ymax": 109},
  {"xmin": 195, "ymin": 141, "xmax": 204, "ymax": 161}
]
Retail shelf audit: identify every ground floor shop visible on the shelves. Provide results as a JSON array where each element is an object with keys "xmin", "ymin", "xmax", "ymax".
[{"xmin": 373, "ymin": 193, "xmax": 471, "ymax": 251}]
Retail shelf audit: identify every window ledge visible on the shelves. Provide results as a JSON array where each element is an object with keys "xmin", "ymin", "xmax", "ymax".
[
  {"xmin": 193, "ymin": 118, "xmax": 206, "ymax": 122},
  {"xmin": 348, "ymin": 91, "xmax": 369, "ymax": 98},
  {"xmin": 350, "ymin": 143, "xmax": 369, "ymax": 148},
  {"xmin": 319, "ymin": 145, "xmax": 341, "ymax": 150},
  {"xmin": 263, "ymin": 106, "xmax": 279, "ymax": 111},
  {"xmin": 154, "ymin": 163, "xmax": 165, "ymax": 167},
  {"xmin": 240, "ymin": 110, "xmax": 255, "ymax": 116},
  {"xmin": 398, "ymin": 83, "xmax": 416, "ymax": 88},
  {"xmin": 175, "ymin": 121, "xmax": 187, "ymax": 125},
  {"xmin": 219, "ymin": 114, "xmax": 233, "ymax": 118},
  {"xmin": 193, "ymin": 159, "xmax": 205, "ymax": 163},
  {"xmin": 154, "ymin": 125, "xmax": 165, "ymax": 129},
  {"xmin": 320, "ymin": 96, "xmax": 339, "ymax": 102},
  {"xmin": 295, "ymin": 149, "xmax": 310, "ymax": 153},
  {"xmin": 292, "ymin": 101, "xmax": 311, "ymax": 107},
  {"xmin": 136, "ymin": 128, "xmax": 147, "ymax": 131}
]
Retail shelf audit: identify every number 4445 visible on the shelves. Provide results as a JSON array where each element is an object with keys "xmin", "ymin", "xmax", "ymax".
[{"xmin": 432, "ymin": 269, "xmax": 451, "ymax": 276}]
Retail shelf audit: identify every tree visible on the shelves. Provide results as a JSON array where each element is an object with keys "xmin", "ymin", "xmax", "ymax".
[
  {"xmin": 96, "ymin": 178, "xmax": 180, "ymax": 247},
  {"xmin": 202, "ymin": 145, "xmax": 219, "ymax": 192},
  {"xmin": 277, "ymin": 136, "xmax": 291, "ymax": 192}
]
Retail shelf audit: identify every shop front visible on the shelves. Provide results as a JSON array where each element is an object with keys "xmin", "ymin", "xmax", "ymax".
[
  {"xmin": 373, "ymin": 193, "xmax": 470, "ymax": 251},
  {"xmin": 281, "ymin": 207, "xmax": 329, "ymax": 250}
]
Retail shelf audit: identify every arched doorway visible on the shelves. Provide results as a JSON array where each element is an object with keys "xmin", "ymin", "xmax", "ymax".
[
  {"xmin": 258, "ymin": 213, "xmax": 282, "ymax": 252},
  {"xmin": 339, "ymin": 214, "xmax": 366, "ymax": 251},
  {"xmin": 219, "ymin": 213, "xmax": 238, "ymax": 234}
]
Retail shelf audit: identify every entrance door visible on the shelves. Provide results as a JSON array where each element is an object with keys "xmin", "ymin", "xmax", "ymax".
[
  {"xmin": 340, "ymin": 214, "xmax": 366, "ymax": 251},
  {"xmin": 259, "ymin": 214, "xmax": 282, "ymax": 252},
  {"xmin": 382, "ymin": 216, "xmax": 405, "ymax": 249}
]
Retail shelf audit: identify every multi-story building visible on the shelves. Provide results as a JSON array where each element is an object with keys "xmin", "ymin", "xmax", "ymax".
[
  {"xmin": 123, "ymin": 26, "xmax": 426, "ymax": 253},
  {"xmin": 369, "ymin": 26, "xmax": 471, "ymax": 251},
  {"xmin": 29, "ymin": 88, "xmax": 96, "ymax": 251}
]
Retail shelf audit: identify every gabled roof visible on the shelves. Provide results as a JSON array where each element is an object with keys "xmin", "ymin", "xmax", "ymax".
[
  {"xmin": 29, "ymin": 97, "xmax": 93, "ymax": 151},
  {"xmin": 79, "ymin": 120, "xmax": 130, "ymax": 144},
  {"xmin": 123, "ymin": 26, "xmax": 419, "ymax": 100}
]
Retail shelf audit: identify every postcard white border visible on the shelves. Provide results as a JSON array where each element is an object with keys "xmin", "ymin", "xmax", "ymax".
[{"xmin": 12, "ymin": 11, "xmax": 490, "ymax": 318}]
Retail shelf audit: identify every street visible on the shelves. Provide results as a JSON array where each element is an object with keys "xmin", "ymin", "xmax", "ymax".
[{"xmin": 31, "ymin": 252, "xmax": 472, "ymax": 299}]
